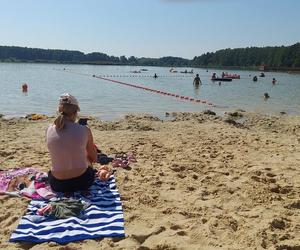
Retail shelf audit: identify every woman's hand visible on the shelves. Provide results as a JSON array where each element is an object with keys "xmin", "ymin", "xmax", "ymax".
[{"xmin": 86, "ymin": 127, "xmax": 97, "ymax": 163}]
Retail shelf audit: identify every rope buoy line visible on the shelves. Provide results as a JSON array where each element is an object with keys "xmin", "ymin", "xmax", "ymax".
[
  {"xmin": 56, "ymin": 69, "xmax": 252, "ymax": 79},
  {"xmin": 95, "ymin": 75, "xmax": 194, "ymax": 78},
  {"xmin": 94, "ymin": 76, "xmax": 218, "ymax": 107},
  {"xmin": 60, "ymin": 70, "xmax": 219, "ymax": 107}
]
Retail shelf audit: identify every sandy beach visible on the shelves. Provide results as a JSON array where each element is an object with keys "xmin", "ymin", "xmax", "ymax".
[{"xmin": 0, "ymin": 110, "xmax": 299, "ymax": 250}]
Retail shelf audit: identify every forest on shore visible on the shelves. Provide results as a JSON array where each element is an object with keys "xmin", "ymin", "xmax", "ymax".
[{"xmin": 0, "ymin": 43, "xmax": 299, "ymax": 69}]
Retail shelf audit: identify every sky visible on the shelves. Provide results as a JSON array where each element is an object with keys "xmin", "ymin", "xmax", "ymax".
[{"xmin": 0, "ymin": 0, "xmax": 299, "ymax": 59}]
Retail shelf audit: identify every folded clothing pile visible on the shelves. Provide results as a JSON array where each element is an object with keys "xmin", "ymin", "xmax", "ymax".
[{"xmin": 37, "ymin": 198, "xmax": 90, "ymax": 219}]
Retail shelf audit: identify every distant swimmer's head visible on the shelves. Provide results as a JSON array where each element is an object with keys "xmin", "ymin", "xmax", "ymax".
[
  {"xmin": 54, "ymin": 93, "xmax": 80, "ymax": 130},
  {"xmin": 196, "ymin": 74, "xmax": 199, "ymax": 77},
  {"xmin": 264, "ymin": 93, "xmax": 270, "ymax": 99}
]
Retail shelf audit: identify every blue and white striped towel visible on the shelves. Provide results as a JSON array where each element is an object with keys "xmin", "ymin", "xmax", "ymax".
[{"xmin": 10, "ymin": 177, "xmax": 125, "ymax": 244}]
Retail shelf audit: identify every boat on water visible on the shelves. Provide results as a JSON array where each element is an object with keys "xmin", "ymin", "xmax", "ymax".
[
  {"xmin": 211, "ymin": 73, "xmax": 233, "ymax": 82},
  {"xmin": 211, "ymin": 78, "xmax": 232, "ymax": 82},
  {"xmin": 170, "ymin": 68, "xmax": 178, "ymax": 73},
  {"xmin": 180, "ymin": 69, "xmax": 194, "ymax": 74},
  {"xmin": 223, "ymin": 73, "xmax": 240, "ymax": 79}
]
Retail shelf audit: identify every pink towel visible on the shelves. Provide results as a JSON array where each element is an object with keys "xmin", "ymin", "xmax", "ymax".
[{"xmin": 0, "ymin": 168, "xmax": 37, "ymax": 192}]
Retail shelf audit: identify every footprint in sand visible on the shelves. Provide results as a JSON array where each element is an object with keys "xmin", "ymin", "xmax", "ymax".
[
  {"xmin": 266, "ymin": 172, "xmax": 276, "ymax": 178},
  {"xmin": 286, "ymin": 200, "xmax": 300, "ymax": 209},
  {"xmin": 270, "ymin": 218, "xmax": 287, "ymax": 230},
  {"xmin": 0, "ymin": 212, "xmax": 11, "ymax": 222},
  {"xmin": 176, "ymin": 231, "xmax": 187, "ymax": 236},
  {"xmin": 170, "ymin": 224, "xmax": 182, "ymax": 230},
  {"xmin": 276, "ymin": 244, "xmax": 300, "ymax": 250},
  {"xmin": 131, "ymin": 226, "xmax": 166, "ymax": 244},
  {"xmin": 187, "ymin": 186, "xmax": 195, "ymax": 191},
  {"xmin": 2, "ymin": 215, "xmax": 19, "ymax": 227},
  {"xmin": 270, "ymin": 185, "xmax": 292, "ymax": 194}
]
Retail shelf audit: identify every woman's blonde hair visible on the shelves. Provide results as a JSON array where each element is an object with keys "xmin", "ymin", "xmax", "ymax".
[{"xmin": 54, "ymin": 103, "xmax": 79, "ymax": 131}]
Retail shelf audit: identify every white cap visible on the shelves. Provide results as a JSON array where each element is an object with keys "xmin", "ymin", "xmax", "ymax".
[{"xmin": 59, "ymin": 93, "xmax": 80, "ymax": 111}]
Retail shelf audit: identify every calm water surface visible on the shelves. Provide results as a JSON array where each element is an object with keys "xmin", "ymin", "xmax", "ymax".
[{"xmin": 0, "ymin": 63, "xmax": 299, "ymax": 120}]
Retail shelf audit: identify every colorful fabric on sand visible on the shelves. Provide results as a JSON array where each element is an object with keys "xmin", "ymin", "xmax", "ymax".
[
  {"xmin": 10, "ymin": 176, "xmax": 125, "ymax": 244},
  {"xmin": 0, "ymin": 168, "xmax": 55, "ymax": 200},
  {"xmin": 112, "ymin": 152, "xmax": 137, "ymax": 168},
  {"xmin": 0, "ymin": 167, "xmax": 37, "ymax": 192}
]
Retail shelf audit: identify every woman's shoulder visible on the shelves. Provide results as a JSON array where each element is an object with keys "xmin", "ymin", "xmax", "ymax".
[
  {"xmin": 46, "ymin": 124, "xmax": 55, "ymax": 132},
  {"xmin": 71, "ymin": 123, "xmax": 90, "ymax": 134}
]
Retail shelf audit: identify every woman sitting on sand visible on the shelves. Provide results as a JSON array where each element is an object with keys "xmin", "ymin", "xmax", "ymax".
[{"xmin": 46, "ymin": 93, "xmax": 98, "ymax": 192}]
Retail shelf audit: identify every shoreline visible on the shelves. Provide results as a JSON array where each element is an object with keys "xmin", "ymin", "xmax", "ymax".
[
  {"xmin": 1, "ymin": 61, "xmax": 300, "ymax": 73},
  {"xmin": 0, "ymin": 107, "xmax": 297, "ymax": 123},
  {"xmin": 0, "ymin": 110, "xmax": 299, "ymax": 249}
]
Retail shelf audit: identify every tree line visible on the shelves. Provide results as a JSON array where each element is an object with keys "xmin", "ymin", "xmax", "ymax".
[
  {"xmin": 0, "ymin": 43, "xmax": 299, "ymax": 68},
  {"xmin": 192, "ymin": 43, "xmax": 300, "ymax": 68}
]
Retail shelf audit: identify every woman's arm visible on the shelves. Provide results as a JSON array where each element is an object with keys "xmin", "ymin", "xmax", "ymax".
[{"xmin": 86, "ymin": 127, "xmax": 97, "ymax": 163}]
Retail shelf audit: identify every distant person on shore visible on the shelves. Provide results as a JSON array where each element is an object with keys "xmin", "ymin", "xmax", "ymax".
[
  {"xmin": 46, "ymin": 93, "xmax": 98, "ymax": 192},
  {"xmin": 193, "ymin": 74, "xmax": 202, "ymax": 86},
  {"xmin": 154, "ymin": 73, "xmax": 158, "ymax": 78}
]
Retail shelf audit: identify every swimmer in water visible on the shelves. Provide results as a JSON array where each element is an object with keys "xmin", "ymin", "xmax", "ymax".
[
  {"xmin": 264, "ymin": 93, "xmax": 270, "ymax": 99},
  {"xmin": 22, "ymin": 83, "xmax": 28, "ymax": 92}
]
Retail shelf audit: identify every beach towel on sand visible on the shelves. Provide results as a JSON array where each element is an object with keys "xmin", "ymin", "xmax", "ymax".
[{"xmin": 10, "ymin": 176, "xmax": 125, "ymax": 244}]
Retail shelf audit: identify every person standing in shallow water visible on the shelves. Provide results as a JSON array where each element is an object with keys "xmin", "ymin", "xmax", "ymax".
[{"xmin": 193, "ymin": 74, "xmax": 202, "ymax": 86}]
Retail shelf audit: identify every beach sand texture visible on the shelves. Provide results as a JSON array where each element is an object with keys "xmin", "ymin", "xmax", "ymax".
[{"xmin": 0, "ymin": 111, "xmax": 299, "ymax": 250}]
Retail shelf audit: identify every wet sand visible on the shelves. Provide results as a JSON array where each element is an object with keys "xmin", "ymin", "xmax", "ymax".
[{"xmin": 0, "ymin": 111, "xmax": 299, "ymax": 249}]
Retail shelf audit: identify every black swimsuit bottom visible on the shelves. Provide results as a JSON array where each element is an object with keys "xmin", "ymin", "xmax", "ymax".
[{"xmin": 48, "ymin": 167, "xmax": 96, "ymax": 193}]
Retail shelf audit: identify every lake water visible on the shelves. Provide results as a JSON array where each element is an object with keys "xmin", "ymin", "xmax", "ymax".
[{"xmin": 0, "ymin": 63, "xmax": 300, "ymax": 120}]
